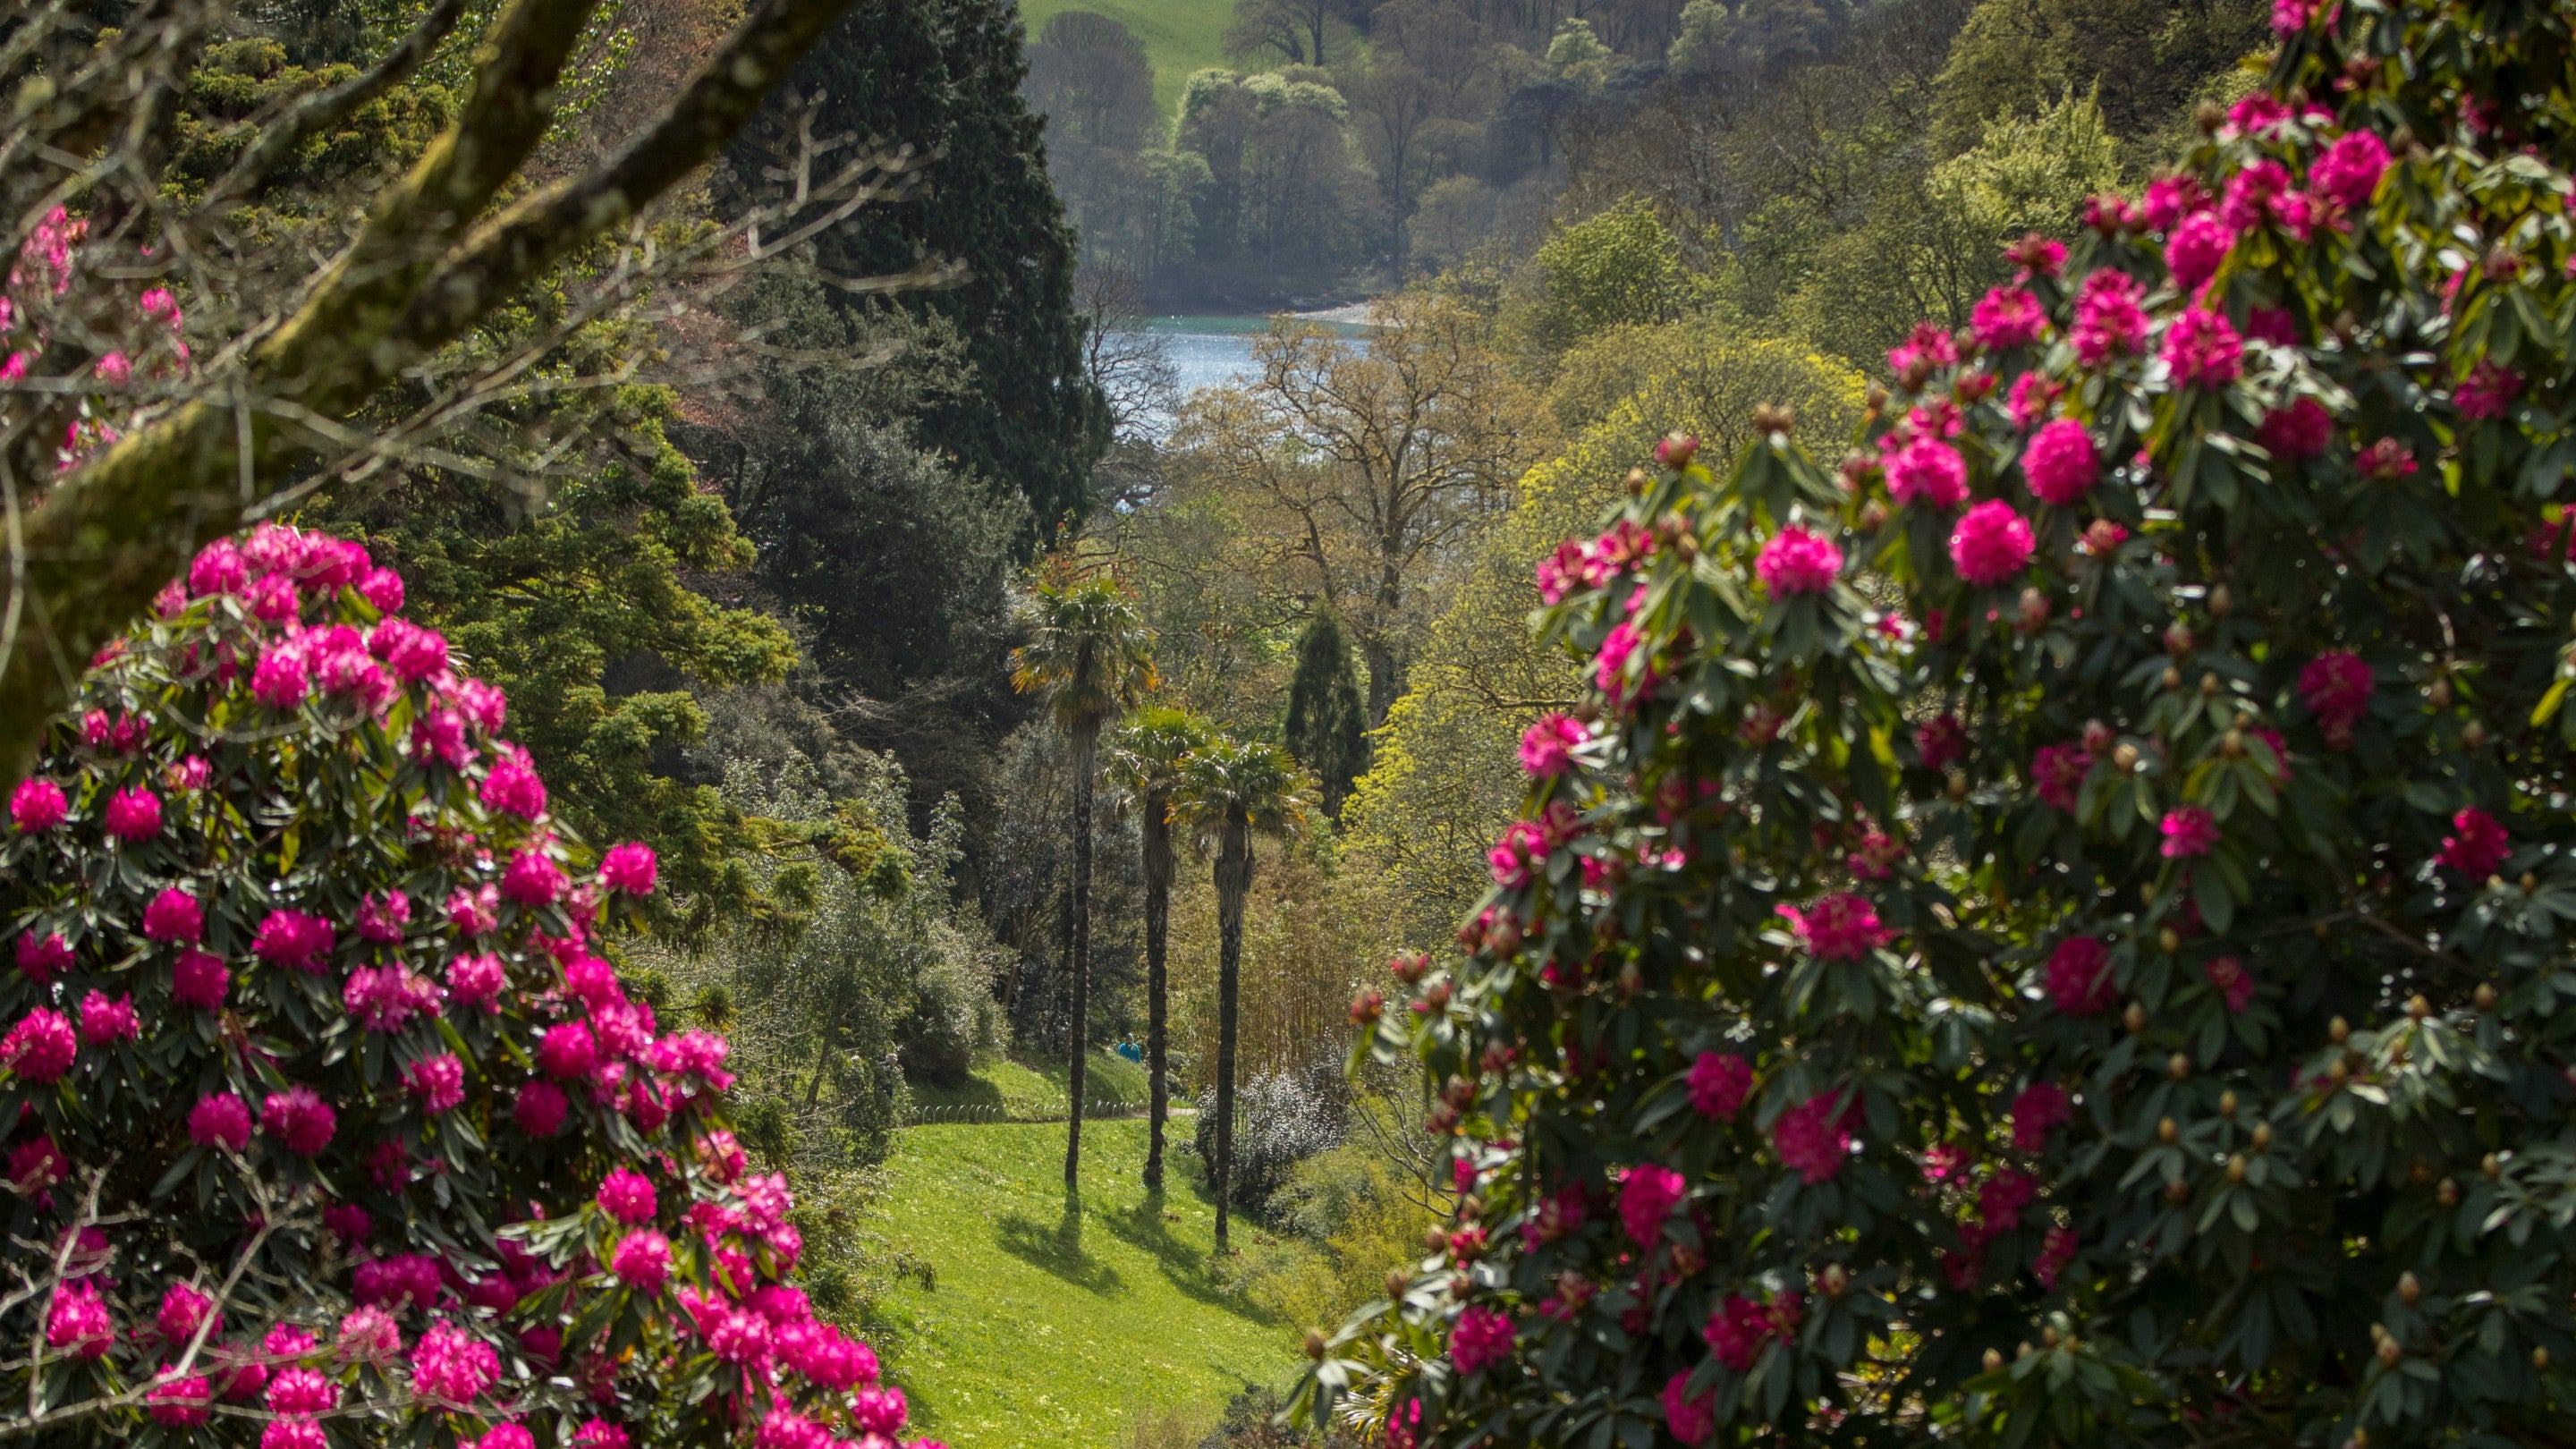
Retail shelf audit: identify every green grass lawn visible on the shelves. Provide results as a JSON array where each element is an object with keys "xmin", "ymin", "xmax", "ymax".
[
  {"xmin": 1019, "ymin": 0, "xmax": 1241, "ymax": 129},
  {"xmin": 911, "ymin": 1052, "xmax": 1155, "ymax": 1123},
  {"xmin": 860, "ymin": 1117, "xmax": 1302, "ymax": 1447}
]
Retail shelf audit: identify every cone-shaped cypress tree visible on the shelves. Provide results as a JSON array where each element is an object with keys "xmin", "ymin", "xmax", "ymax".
[{"xmin": 1284, "ymin": 612, "xmax": 1368, "ymax": 818}]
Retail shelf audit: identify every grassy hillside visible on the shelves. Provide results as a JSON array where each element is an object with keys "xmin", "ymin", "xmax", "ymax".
[
  {"xmin": 911, "ymin": 1051, "xmax": 1154, "ymax": 1123},
  {"xmin": 861, "ymin": 1118, "xmax": 1305, "ymax": 1447},
  {"xmin": 1018, "ymin": 0, "xmax": 1241, "ymax": 128}
]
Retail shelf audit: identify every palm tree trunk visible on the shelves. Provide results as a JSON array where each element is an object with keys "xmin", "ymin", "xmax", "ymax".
[
  {"xmin": 1212, "ymin": 806, "xmax": 1252, "ymax": 1251},
  {"xmin": 1142, "ymin": 789, "xmax": 1174, "ymax": 1190},
  {"xmin": 1065, "ymin": 723, "xmax": 1098, "ymax": 1187}
]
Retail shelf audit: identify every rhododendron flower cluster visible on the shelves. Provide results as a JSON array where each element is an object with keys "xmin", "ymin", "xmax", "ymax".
[{"xmin": 0, "ymin": 528, "xmax": 928, "ymax": 1447}]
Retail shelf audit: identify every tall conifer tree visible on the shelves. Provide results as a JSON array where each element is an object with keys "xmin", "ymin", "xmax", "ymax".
[{"xmin": 1284, "ymin": 612, "xmax": 1369, "ymax": 819}]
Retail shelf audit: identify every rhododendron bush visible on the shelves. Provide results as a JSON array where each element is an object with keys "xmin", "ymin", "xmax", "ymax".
[
  {"xmin": 1311, "ymin": 4, "xmax": 2576, "ymax": 1446},
  {"xmin": 0, "ymin": 527, "xmax": 929, "ymax": 1447}
]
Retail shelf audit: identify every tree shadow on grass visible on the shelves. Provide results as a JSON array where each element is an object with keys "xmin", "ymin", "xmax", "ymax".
[
  {"xmin": 1097, "ymin": 1182, "xmax": 1285, "ymax": 1324},
  {"xmin": 995, "ymin": 1185, "xmax": 1125, "ymax": 1296}
]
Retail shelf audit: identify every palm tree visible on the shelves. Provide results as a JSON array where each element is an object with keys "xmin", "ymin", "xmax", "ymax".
[
  {"xmin": 1011, "ymin": 572, "xmax": 1157, "ymax": 1187},
  {"xmin": 1106, "ymin": 706, "xmax": 1216, "ymax": 1191},
  {"xmin": 1174, "ymin": 734, "xmax": 1310, "ymax": 1251}
]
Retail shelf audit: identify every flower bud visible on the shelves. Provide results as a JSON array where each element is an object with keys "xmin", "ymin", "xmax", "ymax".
[
  {"xmin": 2167, "ymin": 1051, "xmax": 2191, "ymax": 1080},
  {"xmin": 2397, "ymin": 1271, "xmax": 2420, "ymax": 1306},
  {"xmin": 2225, "ymin": 1154, "xmax": 2247, "ymax": 1184},
  {"xmin": 2437, "ymin": 1177, "xmax": 2460, "ymax": 1207},
  {"xmin": 2250, "ymin": 1122, "xmax": 2272, "ymax": 1150},
  {"xmin": 2462, "ymin": 719, "xmax": 2487, "ymax": 749},
  {"xmin": 1656, "ymin": 434, "xmax": 1699, "ymax": 470},
  {"xmin": 2484, "ymin": 1152, "xmax": 2503, "ymax": 1181},
  {"xmin": 2165, "ymin": 1178, "xmax": 2191, "ymax": 1205},
  {"xmin": 2207, "ymin": 584, "xmax": 2231, "ymax": 617},
  {"xmin": 1350, "ymin": 989, "xmax": 1385, "ymax": 1026},
  {"xmin": 2157, "ymin": 1116, "xmax": 2179, "ymax": 1144},
  {"xmin": 2124, "ymin": 1002, "xmax": 2149, "ymax": 1035},
  {"xmin": 2114, "ymin": 743, "xmax": 2140, "ymax": 769},
  {"xmin": 2329, "ymin": 1016, "xmax": 2351, "ymax": 1044},
  {"xmin": 2537, "ymin": 1346, "xmax": 2552, "ymax": 1370},
  {"xmin": 2041, "ymin": 1326, "xmax": 2060, "ymax": 1348},
  {"xmin": 1625, "ymin": 467, "xmax": 1649, "ymax": 496},
  {"xmin": 2474, "ymin": 982, "xmax": 2497, "ymax": 1010},
  {"xmin": 2426, "ymin": 676, "xmax": 2452, "ymax": 709},
  {"xmin": 2161, "ymin": 666, "xmax": 2183, "ymax": 691},
  {"xmin": 2218, "ymin": 1090, "xmax": 2237, "ymax": 1119},
  {"xmin": 1306, "ymin": 1329, "xmax": 1329, "ymax": 1360},
  {"xmin": 1387, "ymin": 1270, "xmax": 1411, "ymax": 1299},
  {"xmin": 2165, "ymin": 622, "xmax": 2193, "ymax": 656},
  {"xmin": 2406, "ymin": 995, "xmax": 2430, "ymax": 1021},
  {"xmin": 1819, "ymin": 1264, "xmax": 1849, "ymax": 1298},
  {"xmin": 2158, "ymin": 927, "xmax": 2182, "ymax": 953},
  {"xmin": 1982, "ymin": 1348, "xmax": 2004, "ymax": 1372},
  {"xmin": 2199, "ymin": 672, "xmax": 2220, "ymax": 698},
  {"xmin": 2377, "ymin": 1336, "xmax": 2401, "ymax": 1368},
  {"xmin": 1751, "ymin": 402, "xmax": 1794, "ymax": 436}
]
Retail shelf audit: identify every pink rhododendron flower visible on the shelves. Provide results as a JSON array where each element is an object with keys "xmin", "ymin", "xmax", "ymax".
[
  {"xmin": 479, "ymin": 755, "xmax": 547, "ymax": 818},
  {"xmin": 2205, "ymin": 955, "xmax": 2255, "ymax": 1013},
  {"xmin": 2072, "ymin": 268, "xmax": 2148, "ymax": 364},
  {"xmin": 1978, "ymin": 1168, "xmax": 2038, "ymax": 1231},
  {"xmin": 1886, "ymin": 320, "xmax": 1958, "ymax": 377},
  {"xmin": 267, "ymin": 1367, "xmax": 338, "ymax": 1416},
  {"xmin": 2310, "ymin": 129, "xmax": 2389, "ymax": 209},
  {"xmin": 2438, "ymin": 807, "xmax": 2511, "ymax": 878},
  {"xmin": 2046, "ymin": 936, "xmax": 2116, "ymax": 1015},
  {"xmin": 2299, "ymin": 649, "xmax": 2375, "ymax": 743},
  {"xmin": 1450, "ymin": 1305, "xmax": 1515, "ymax": 1376},
  {"xmin": 2007, "ymin": 372, "xmax": 2062, "ymax": 429},
  {"xmin": 2159, "ymin": 806, "xmax": 2219, "ymax": 859},
  {"xmin": 1949, "ymin": 500, "xmax": 2034, "ymax": 585},
  {"xmin": 104, "ymin": 785, "xmax": 162, "ymax": 842},
  {"xmin": 1664, "ymin": 1371, "xmax": 1715, "ymax": 1445},
  {"xmin": 447, "ymin": 950, "xmax": 505, "ymax": 1011},
  {"xmin": 1756, "ymin": 524, "xmax": 1842, "ymax": 595},
  {"xmin": 515, "ymin": 1080, "xmax": 570, "ymax": 1137},
  {"xmin": 413, "ymin": 708, "xmax": 472, "ymax": 768},
  {"xmin": 779, "ymin": 1320, "xmax": 878, "ymax": 1388},
  {"xmin": 2034, "ymin": 1224, "xmax": 2080, "ymax": 1287},
  {"xmin": 47, "ymin": 1281, "xmax": 112, "ymax": 1358},
  {"xmin": 344, "ymin": 964, "xmax": 443, "ymax": 1030},
  {"xmin": 7, "ymin": 777, "xmax": 66, "ymax": 832},
  {"xmin": 409, "ymin": 1320, "xmax": 500, "ymax": 1407},
  {"xmin": 250, "ymin": 643, "xmax": 309, "ymax": 708},
  {"xmin": 406, "ymin": 1053, "xmax": 467, "ymax": 1113},
  {"xmin": 2455, "ymin": 360, "xmax": 2523, "ymax": 420},
  {"xmin": 157, "ymin": 1282, "xmax": 219, "ymax": 1345},
  {"xmin": 2259, "ymin": 397, "xmax": 2334, "ymax": 460},
  {"xmin": 502, "ymin": 848, "xmax": 566, "ymax": 906},
  {"xmin": 147, "ymin": 1375, "xmax": 212, "ymax": 1427},
  {"xmin": 2006, "ymin": 232, "xmax": 2066, "ymax": 277},
  {"xmin": 601, "ymin": 841, "xmax": 658, "ymax": 894},
  {"xmin": 189, "ymin": 538, "xmax": 249, "ymax": 596},
  {"xmin": 574, "ymin": 1422, "xmax": 631, "ymax": 1449},
  {"xmin": 1916, "ymin": 713, "xmax": 1966, "ymax": 771},
  {"xmin": 2021, "ymin": 419, "xmax": 2097, "ymax": 504},
  {"xmin": 366, "ymin": 617, "xmax": 447, "ymax": 682},
  {"xmin": 359, "ymin": 567, "xmax": 406, "ymax": 613},
  {"xmin": 261, "ymin": 1420, "xmax": 326, "ymax": 1449},
  {"xmin": 756, "ymin": 1410, "xmax": 829, "ymax": 1449},
  {"xmin": 2244, "ymin": 305, "xmax": 2297, "ymax": 346},
  {"xmin": 143, "ymin": 886, "xmax": 205, "ymax": 943},
  {"xmin": 253, "ymin": 908, "xmax": 335, "ymax": 973},
  {"xmin": 1778, "ymin": 893, "xmax": 1890, "ymax": 962},
  {"xmin": 3, "ymin": 1007, "xmax": 76, "ymax": 1082},
  {"xmin": 1970, "ymin": 285, "xmax": 2045, "ymax": 351},
  {"xmin": 1772, "ymin": 1093, "xmax": 1852, "ymax": 1183},
  {"xmin": 1689, "ymin": 1051, "xmax": 1752, "ymax": 1119},
  {"xmin": 338, "ymin": 1305, "xmax": 403, "ymax": 1362},
  {"xmin": 356, "ymin": 889, "xmax": 411, "ymax": 944},
  {"xmin": 852, "ymin": 1385, "xmax": 909, "ymax": 1436},
  {"xmin": 2032, "ymin": 742, "xmax": 2089, "ymax": 813},
  {"xmin": 1884, "ymin": 434, "xmax": 1967, "ymax": 509},
  {"xmin": 1594, "ymin": 620, "xmax": 1643, "ymax": 693},
  {"xmin": 538, "ymin": 1022, "xmax": 599, "ymax": 1080},
  {"xmin": 612, "ymin": 1230, "xmax": 673, "ymax": 1290},
  {"xmin": 1517, "ymin": 712, "xmax": 1586, "ymax": 777},
  {"xmin": 2010, "ymin": 1083, "xmax": 2070, "ymax": 1152},
  {"xmin": 2358, "ymin": 437, "xmax": 2417, "ymax": 482},
  {"xmin": 7, "ymin": 1135, "xmax": 64, "ymax": 1192},
  {"xmin": 1487, "ymin": 818, "xmax": 1547, "ymax": 888},
  {"xmin": 173, "ymin": 947, "xmax": 229, "ymax": 1009},
  {"xmin": 1618, "ymin": 1163, "xmax": 1687, "ymax": 1245},
  {"xmin": 259, "ymin": 1087, "xmax": 336, "ymax": 1155},
  {"xmin": 597, "ymin": 1165, "xmax": 658, "ymax": 1224},
  {"xmin": 189, "ymin": 1092, "xmax": 252, "ymax": 1150},
  {"xmin": 475, "ymin": 1427, "xmax": 537, "ymax": 1449},
  {"xmin": 77, "ymin": 990, "xmax": 137, "ymax": 1045},
  {"xmin": 2163, "ymin": 211, "xmax": 2233, "ymax": 293},
  {"xmin": 16, "ymin": 931, "xmax": 71, "ymax": 982},
  {"xmin": 353, "ymin": 1255, "xmax": 442, "ymax": 1310},
  {"xmin": 2163, "ymin": 309, "xmax": 2242, "ymax": 389}
]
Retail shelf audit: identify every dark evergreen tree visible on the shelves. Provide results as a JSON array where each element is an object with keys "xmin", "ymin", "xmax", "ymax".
[
  {"xmin": 1284, "ymin": 612, "xmax": 1369, "ymax": 819},
  {"xmin": 724, "ymin": 0, "xmax": 1110, "ymax": 548}
]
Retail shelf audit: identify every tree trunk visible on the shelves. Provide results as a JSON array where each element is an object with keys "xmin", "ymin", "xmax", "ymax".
[
  {"xmin": 1064, "ymin": 723, "xmax": 1097, "ymax": 1187},
  {"xmin": 1142, "ymin": 788, "xmax": 1174, "ymax": 1191},
  {"xmin": 1212, "ymin": 808, "xmax": 1252, "ymax": 1252},
  {"xmin": 1360, "ymin": 631, "xmax": 1402, "ymax": 729}
]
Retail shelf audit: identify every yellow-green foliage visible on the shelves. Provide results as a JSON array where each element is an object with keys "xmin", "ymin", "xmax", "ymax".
[{"xmin": 1343, "ymin": 324, "xmax": 1865, "ymax": 945}]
